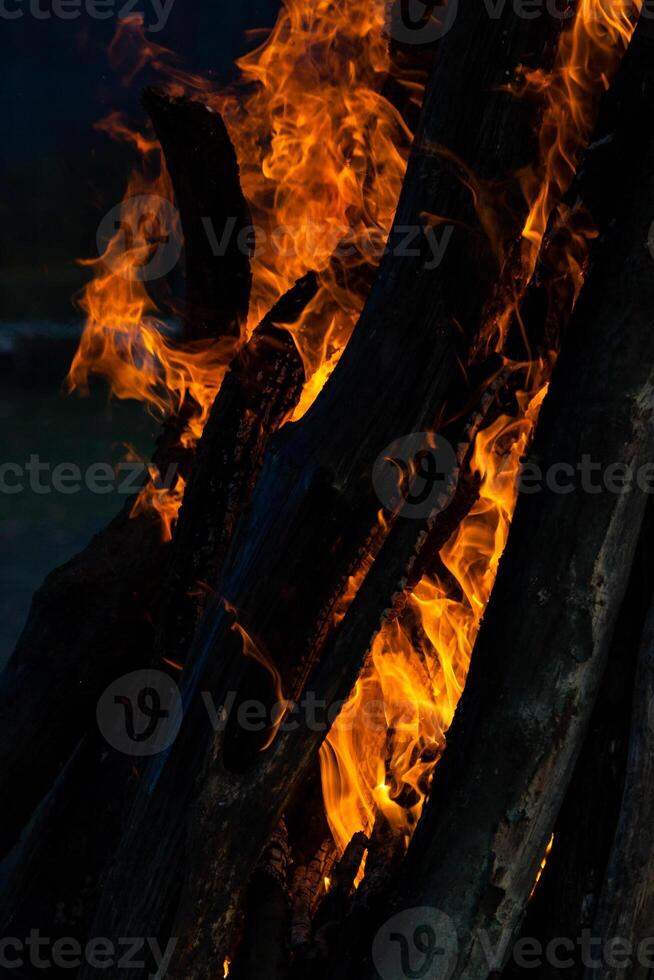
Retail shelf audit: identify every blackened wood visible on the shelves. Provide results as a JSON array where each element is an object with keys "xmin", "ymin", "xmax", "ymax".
[
  {"xmin": 500, "ymin": 501, "xmax": 654, "ymax": 980},
  {"xmin": 381, "ymin": 17, "xmax": 654, "ymax": 979},
  {"xmin": 231, "ymin": 821, "xmax": 291, "ymax": 980},
  {"xmin": 143, "ymin": 87, "xmax": 253, "ymax": 341},
  {"xmin": 0, "ymin": 275, "xmax": 316, "ymax": 949},
  {"xmin": 584, "ymin": 594, "xmax": 654, "ymax": 980},
  {"xmin": 322, "ymin": 820, "xmax": 404, "ymax": 980},
  {"xmin": 154, "ymin": 274, "xmax": 315, "ymax": 670},
  {"xmin": 82, "ymin": 7, "xmax": 564, "ymax": 974},
  {"xmin": 0, "ymin": 500, "xmax": 164, "ymax": 862},
  {"xmin": 297, "ymin": 829, "xmax": 369, "ymax": 971}
]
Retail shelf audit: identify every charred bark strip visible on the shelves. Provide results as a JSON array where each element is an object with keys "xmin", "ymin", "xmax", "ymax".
[
  {"xmin": 380, "ymin": 18, "xmax": 654, "ymax": 979},
  {"xmin": 584, "ymin": 594, "xmax": 654, "ymax": 980},
  {"xmin": 292, "ymin": 829, "xmax": 369, "ymax": 975},
  {"xmin": 143, "ymin": 87, "xmax": 253, "ymax": 341},
  {"xmin": 154, "ymin": 273, "xmax": 315, "ymax": 670},
  {"xmin": 500, "ymin": 501, "xmax": 654, "ymax": 980},
  {"xmin": 81, "ymin": 8, "xmax": 565, "ymax": 972}
]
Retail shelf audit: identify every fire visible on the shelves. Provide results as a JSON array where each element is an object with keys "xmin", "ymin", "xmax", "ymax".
[
  {"xmin": 217, "ymin": 0, "xmax": 415, "ymax": 398},
  {"xmin": 530, "ymin": 833, "xmax": 556, "ymax": 900},
  {"xmin": 69, "ymin": 0, "xmax": 639, "ymax": 864},
  {"xmin": 67, "ymin": 106, "xmax": 235, "ymax": 531},
  {"xmin": 69, "ymin": 2, "xmax": 415, "ymax": 533},
  {"xmin": 320, "ymin": 0, "xmax": 640, "ymax": 852},
  {"xmin": 321, "ymin": 385, "xmax": 548, "ymax": 850},
  {"xmin": 485, "ymin": 0, "xmax": 641, "ymax": 353}
]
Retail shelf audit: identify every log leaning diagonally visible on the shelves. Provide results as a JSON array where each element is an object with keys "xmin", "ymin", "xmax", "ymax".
[
  {"xmin": 0, "ymin": 95, "xmax": 252, "ymax": 861},
  {"xmin": 382, "ymin": 17, "xmax": 654, "ymax": 980},
  {"xmin": 80, "ymin": 7, "xmax": 566, "ymax": 977},
  {"xmin": 143, "ymin": 87, "xmax": 253, "ymax": 341}
]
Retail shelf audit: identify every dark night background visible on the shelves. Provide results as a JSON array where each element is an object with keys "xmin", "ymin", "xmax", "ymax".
[{"xmin": 0, "ymin": 0, "xmax": 281, "ymax": 665}]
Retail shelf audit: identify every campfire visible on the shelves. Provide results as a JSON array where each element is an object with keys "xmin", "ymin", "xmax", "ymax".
[{"xmin": 2, "ymin": 1, "xmax": 654, "ymax": 978}]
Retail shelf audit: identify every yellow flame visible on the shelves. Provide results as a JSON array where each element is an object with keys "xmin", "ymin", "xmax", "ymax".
[
  {"xmin": 69, "ymin": 3, "xmax": 415, "ymax": 535},
  {"xmin": 320, "ymin": 0, "xmax": 640, "ymax": 852}
]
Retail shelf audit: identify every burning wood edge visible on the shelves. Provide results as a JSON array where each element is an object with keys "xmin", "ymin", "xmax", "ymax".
[
  {"xmin": 374, "ymin": 17, "xmax": 654, "ymax": 980},
  {"xmin": 153, "ymin": 272, "xmax": 315, "ymax": 673},
  {"xmin": 0, "ymin": 270, "xmax": 321, "ymax": 956},
  {"xmin": 76, "ymin": 8, "xmax": 566, "ymax": 977},
  {"xmin": 290, "ymin": 839, "xmax": 339, "ymax": 954}
]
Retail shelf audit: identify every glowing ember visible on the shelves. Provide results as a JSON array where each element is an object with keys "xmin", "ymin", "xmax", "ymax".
[{"xmin": 530, "ymin": 833, "xmax": 555, "ymax": 900}]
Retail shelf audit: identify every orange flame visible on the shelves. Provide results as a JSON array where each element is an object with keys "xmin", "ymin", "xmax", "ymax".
[
  {"xmin": 69, "ymin": 1, "xmax": 639, "ymax": 861},
  {"xmin": 320, "ymin": 0, "xmax": 640, "ymax": 852},
  {"xmin": 69, "ymin": 4, "xmax": 415, "ymax": 534}
]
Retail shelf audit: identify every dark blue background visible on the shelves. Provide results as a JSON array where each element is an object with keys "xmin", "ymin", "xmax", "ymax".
[{"xmin": 0, "ymin": 0, "xmax": 280, "ymax": 319}]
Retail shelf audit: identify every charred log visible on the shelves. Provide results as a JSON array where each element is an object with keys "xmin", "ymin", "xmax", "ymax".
[
  {"xmin": 143, "ymin": 87, "xmax": 253, "ymax": 341},
  {"xmin": 378, "ymin": 16, "xmax": 654, "ymax": 979},
  {"xmin": 154, "ymin": 273, "xmax": 315, "ymax": 670}
]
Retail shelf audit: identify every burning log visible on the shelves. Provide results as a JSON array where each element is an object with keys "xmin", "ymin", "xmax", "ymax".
[
  {"xmin": 154, "ymin": 272, "xmax": 315, "ymax": 670},
  {"xmin": 381, "ymin": 16, "xmax": 654, "ymax": 977},
  {"xmin": 0, "ymin": 274, "xmax": 318, "ymax": 950},
  {"xmin": 290, "ymin": 839, "xmax": 337, "ymax": 956},
  {"xmin": 142, "ymin": 87, "xmax": 252, "ymax": 341},
  {"xmin": 0, "ymin": 93, "xmax": 253, "ymax": 860},
  {"xmin": 293, "ymin": 829, "xmax": 369, "ymax": 972},
  {"xmin": 79, "ymin": 7, "xmax": 567, "ymax": 976}
]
